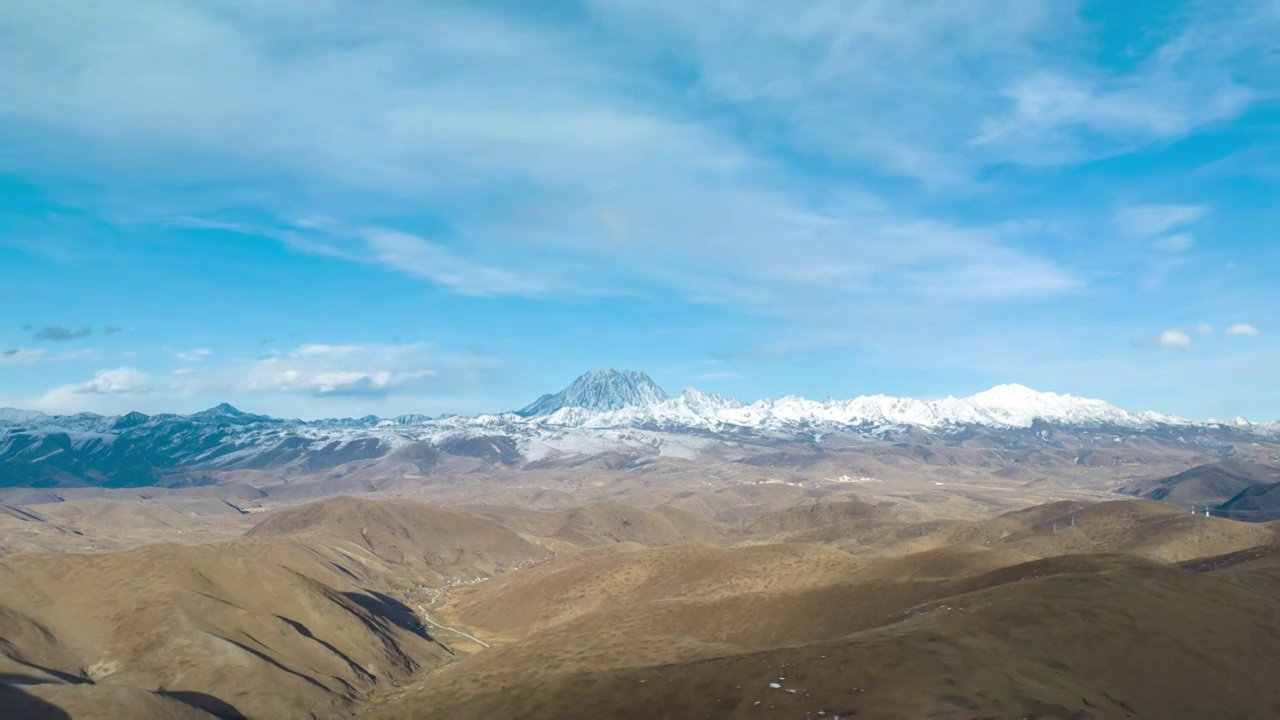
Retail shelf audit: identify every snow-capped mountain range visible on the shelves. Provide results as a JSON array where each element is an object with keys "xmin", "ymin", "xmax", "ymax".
[{"xmin": 1, "ymin": 368, "xmax": 1277, "ymax": 487}]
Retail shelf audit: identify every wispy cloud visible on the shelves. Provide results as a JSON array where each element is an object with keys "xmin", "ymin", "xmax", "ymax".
[
  {"xmin": 973, "ymin": 73, "xmax": 1250, "ymax": 165},
  {"xmin": 1151, "ymin": 233, "xmax": 1195, "ymax": 253},
  {"xmin": 1114, "ymin": 204, "xmax": 1209, "ymax": 237},
  {"xmin": 1, "ymin": 348, "xmax": 47, "ymax": 363},
  {"xmin": 340, "ymin": 227, "xmax": 552, "ymax": 298},
  {"xmin": 174, "ymin": 348, "xmax": 213, "ymax": 362},
  {"xmin": 0, "ymin": 0, "xmax": 1094, "ymax": 317},
  {"xmin": 1, "ymin": 347, "xmax": 100, "ymax": 364},
  {"xmin": 170, "ymin": 342, "xmax": 479, "ymax": 399},
  {"xmin": 31, "ymin": 325, "xmax": 93, "ymax": 342},
  {"xmin": 26, "ymin": 341, "xmax": 492, "ymax": 414}
]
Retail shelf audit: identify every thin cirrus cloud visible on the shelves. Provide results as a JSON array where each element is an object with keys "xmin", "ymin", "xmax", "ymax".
[
  {"xmin": 1, "ymin": 348, "xmax": 100, "ymax": 364},
  {"xmin": 174, "ymin": 348, "xmax": 213, "ymax": 362},
  {"xmin": 1113, "ymin": 204, "xmax": 1208, "ymax": 238},
  {"xmin": 278, "ymin": 222, "xmax": 556, "ymax": 299},
  {"xmin": 1151, "ymin": 233, "xmax": 1196, "ymax": 253},
  {"xmin": 3, "ymin": 0, "xmax": 1230, "ymax": 313}
]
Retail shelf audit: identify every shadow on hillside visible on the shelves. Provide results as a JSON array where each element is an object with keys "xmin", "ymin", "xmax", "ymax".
[
  {"xmin": 0, "ymin": 670, "xmax": 244, "ymax": 720},
  {"xmin": 0, "ymin": 679, "xmax": 71, "ymax": 720},
  {"xmin": 343, "ymin": 590, "xmax": 431, "ymax": 640},
  {"xmin": 158, "ymin": 689, "xmax": 246, "ymax": 719},
  {"xmin": 275, "ymin": 615, "xmax": 378, "ymax": 682},
  {"xmin": 0, "ymin": 657, "xmax": 92, "ymax": 686}
]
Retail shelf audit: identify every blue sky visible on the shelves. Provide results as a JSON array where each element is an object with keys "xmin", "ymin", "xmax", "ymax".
[{"xmin": 0, "ymin": 0, "xmax": 1277, "ymax": 420}]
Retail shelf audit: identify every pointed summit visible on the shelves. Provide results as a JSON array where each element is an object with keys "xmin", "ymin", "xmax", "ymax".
[
  {"xmin": 516, "ymin": 368, "xmax": 669, "ymax": 417},
  {"xmin": 194, "ymin": 402, "xmax": 246, "ymax": 417},
  {"xmin": 188, "ymin": 403, "xmax": 273, "ymax": 425}
]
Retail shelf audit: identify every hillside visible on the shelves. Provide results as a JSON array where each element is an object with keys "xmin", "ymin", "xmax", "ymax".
[
  {"xmin": 1138, "ymin": 459, "xmax": 1279, "ymax": 506},
  {"xmin": 0, "ymin": 538, "xmax": 449, "ymax": 719},
  {"xmin": 370, "ymin": 550, "xmax": 1280, "ymax": 719},
  {"xmin": 1216, "ymin": 481, "xmax": 1280, "ymax": 522},
  {"xmin": 245, "ymin": 496, "xmax": 548, "ymax": 575},
  {"xmin": 3, "ymin": 495, "xmax": 1279, "ymax": 719}
]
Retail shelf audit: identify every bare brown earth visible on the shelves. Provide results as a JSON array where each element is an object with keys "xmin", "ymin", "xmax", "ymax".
[{"xmin": 1, "ymin": 491, "xmax": 1279, "ymax": 719}]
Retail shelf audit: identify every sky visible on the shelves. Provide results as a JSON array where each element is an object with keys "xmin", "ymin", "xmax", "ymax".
[{"xmin": 0, "ymin": 0, "xmax": 1277, "ymax": 421}]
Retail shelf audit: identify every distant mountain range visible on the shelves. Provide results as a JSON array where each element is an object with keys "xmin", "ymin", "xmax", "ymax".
[{"xmin": 2, "ymin": 368, "xmax": 1278, "ymax": 488}]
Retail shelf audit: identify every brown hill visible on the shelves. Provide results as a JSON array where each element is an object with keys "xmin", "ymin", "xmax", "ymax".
[
  {"xmin": 0, "ymin": 503, "xmax": 81, "ymax": 551},
  {"xmin": 463, "ymin": 502, "xmax": 723, "ymax": 550},
  {"xmin": 369, "ymin": 551, "xmax": 1280, "ymax": 719},
  {"xmin": 1140, "ymin": 459, "xmax": 1279, "ymax": 506},
  {"xmin": 448, "ymin": 542, "xmax": 866, "ymax": 639},
  {"xmin": 825, "ymin": 499, "xmax": 1277, "ymax": 564},
  {"xmin": 0, "ymin": 537, "xmax": 449, "ymax": 719},
  {"xmin": 1216, "ymin": 481, "xmax": 1280, "ymax": 522},
  {"xmin": 0, "ymin": 656, "xmax": 217, "ymax": 720},
  {"xmin": 736, "ymin": 499, "xmax": 892, "ymax": 539},
  {"xmin": 246, "ymin": 496, "xmax": 548, "ymax": 575},
  {"xmin": 5, "ymin": 494, "xmax": 1279, "ymax": 719}
]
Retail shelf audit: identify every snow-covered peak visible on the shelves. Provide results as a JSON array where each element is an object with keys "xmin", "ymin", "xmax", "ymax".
[
  {"xmin": 947, "ymin": 384, "xmax": 1140, "ymax": 428},
  {"xmin": 965, "ymin": 383, "xmax": 1045, "ymax": 405},
  {"xmin": 516, "ymin": 368, "xmax": 669, "ymax": 417},
  {"xmin": 0, "ymin": 407, "xmax": 49, "ymax": 425},
  {"xmin": 673, "ymin": 387, "xmax": 745, "ymax": 413}
]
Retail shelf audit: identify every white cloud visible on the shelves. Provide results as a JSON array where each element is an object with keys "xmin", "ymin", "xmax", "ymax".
[
  {"xmin": 1226, "ymin": 323, "xmax": 1260, "ymax": 336},
  {"xmin": 1152, "ymin": 233, "xmax": 1195, "ymax": 253},
  {"xmin": 363, "ymin": 228, "xmax": 553, "ymax": 298},
  {"xmin": 1157, "ymin": 329, "xmax": 1193, "ymax": 349},
  {"xmin": 173, "ymin": 342, "xmax": 454, "ymax": 398},
  {"xmin": 294, "ymin": 344, "xmax": 365, "ymax": 358},
  {"xmin": 23, "ymin": 341, "xmax": 497, "ymax": 415},
  {"xmin": 238, "ymin": 362, "xmax": 436, "ymax": 396},
  {"xmin": 1114, "ymin": 205, "xmax": 1208, "ymax": 237},
  {"xmin": 33, "ymin": 367, "xmax": 155, "ymax": 411},
  {"xmin": 75, "ymin": 367, "xmax": 153, "ymax": 394},
  {"xmin": 174, "ymin": 347, "xmax": 213, "ymax": 362},
  {"xmin": 0, "ymin": 0, "xmax": 1096, "ymax": 316},
  {"xmin": 973, "ymin": 74, "xmax": 1251, "ymax": 165},
  {"xmin": 1138, "ymin": 323, "xmax": 1259, "ymax": 350}
]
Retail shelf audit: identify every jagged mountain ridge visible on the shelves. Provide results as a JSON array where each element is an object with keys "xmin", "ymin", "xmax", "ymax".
[{"xmin": 1, "ymin": 369, "xmax": 1278, "ymax": 488}]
